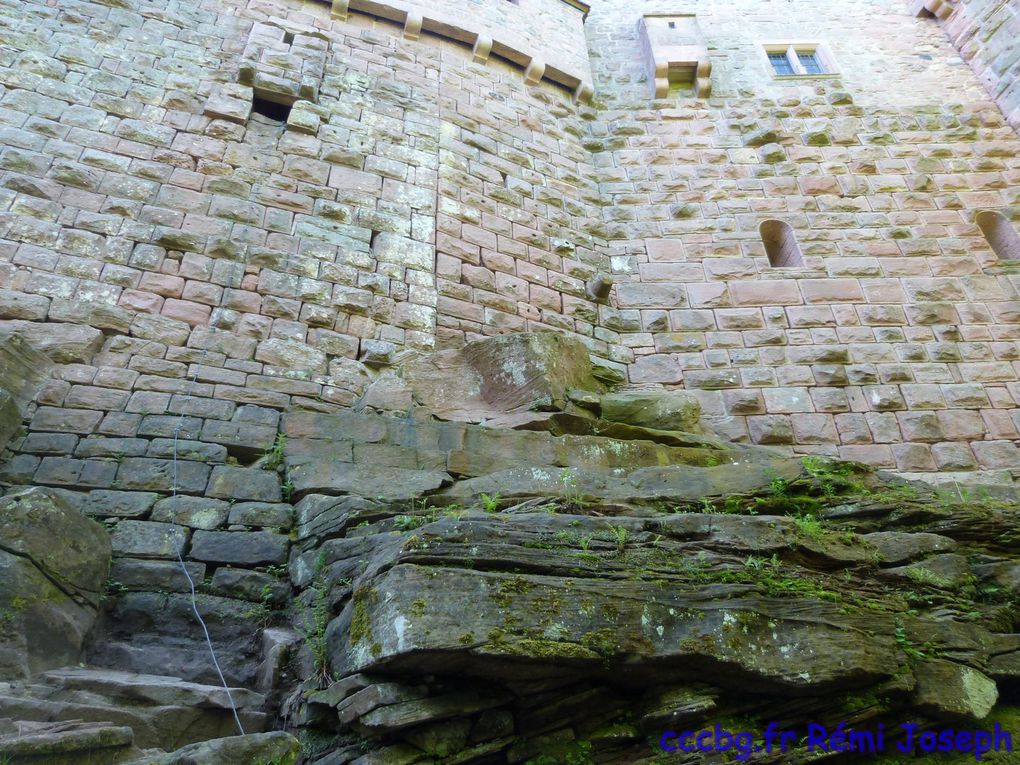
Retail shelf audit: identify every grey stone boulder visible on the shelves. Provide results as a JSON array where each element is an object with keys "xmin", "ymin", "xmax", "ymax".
[
  {"xmin": 462, "ymin": 332, "xmax": 603, "ymax": 413},
  {"xmin": 0, "ymin": 721, "xmax": 137, "ymax": 765},
  {"xmin": 0, "ymin": 329, "xmax": 55, "ymax": 404},
  {"xmin": 190, "ymin": 530, "xmax": 290, "ymax": 566},
  {"xmin": 0, "ymin": 488, "xmax": 111, "ymax": 679},
  {"xmin": 0, "ymin": 387, "xmax": 19, "ymax": 453},
  {"xmin": 0, "ymin": 320, "xmax": 103, "ymax": 364},
  {"xmin": 862, "ymin": 531, "xmax": 957, "ymax": 565},
  {"xmin": 913, "ymin": 660, "xmax": 998, "ymax": 720},
  {"xmin": 286, "ymin": 460, "xmax": 451, "ymax": 503},
  {"xmin": 599, "ymin": 389, "xmax": 703, "ymax": 433},
  {"xmin": 0, "ymin": 667, "xmax": 270, "ymax": 750},
  {"xmin": 402, "ymin": 332, "xmax": 604, "ymax": 422},
  {"xmin": 0, "ymin": 330, "xmax": 54, "ymax": 452},
  {"xmin": 140, "ymin": 731, "xmax": 300, "ymax": 765}
]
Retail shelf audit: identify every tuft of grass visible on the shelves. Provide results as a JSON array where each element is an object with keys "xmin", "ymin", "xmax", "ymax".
[
  {"xmin": 559, "ymin": 469, "xmax": 587, "ymax": 510},
  {"xmin": 793, "ymin": 513, "xmax": 826, "ymax": 539},
  {"xmin": 262, "ymin": 433, "xmax": 286, "ymax": 471}
]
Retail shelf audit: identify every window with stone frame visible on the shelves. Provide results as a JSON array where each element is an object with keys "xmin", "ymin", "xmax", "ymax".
[{"xmin": 763, "ymin": 44, "xmax": 835, "ymax": 77}]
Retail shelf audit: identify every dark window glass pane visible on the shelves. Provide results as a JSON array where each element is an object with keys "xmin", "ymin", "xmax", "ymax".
[
  {"xmin": 768, "ymin": 52, "xmax": 794, "ymax": 76},
  {"xmin": 798, "ymin": 52, "xmax": 824, "ymax": 74}
]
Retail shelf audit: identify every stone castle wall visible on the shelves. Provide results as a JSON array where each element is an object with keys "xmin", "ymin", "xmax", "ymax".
[
  {"xmin": 583, "ymin": 0, "xmax": 1020, "ymax": 475},
  {"xmin": 0, "ymin": 0, "xmax": 1019, "ymax": 489},
  {"xmin": 942, "ymin": 0, "xmax": 1020, "ymax": 132}
]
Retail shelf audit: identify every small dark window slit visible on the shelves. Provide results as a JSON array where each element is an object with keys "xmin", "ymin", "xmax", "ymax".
[
  {"xmin": 760, "ymin": 220, "xmax": 805, "ymax": 267},
  {"xmin": 977, "ymin": 210, "xmax": 1020, "ymax": 261},
  {"xmin": 251, "ymin": 97, "xmax": 292, "ymax": 123}
]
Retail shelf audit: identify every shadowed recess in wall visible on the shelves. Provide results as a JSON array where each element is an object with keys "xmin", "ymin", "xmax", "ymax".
[
  {"xmin": 759, "ymin": 219, "xmax": 805, "ymax": 268},
  {"xmin": 977, "ymin": 210, "xmax": 1020, "ymax": 262}
]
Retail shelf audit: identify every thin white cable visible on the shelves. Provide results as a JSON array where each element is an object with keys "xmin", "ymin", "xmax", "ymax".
[
  {"xmin": 156, "ymin": 283, "xmax": 251, "ymax": 729},
  {"xmin": 168, "ymin": 349, "xmax": 246, "ymax": 736}
]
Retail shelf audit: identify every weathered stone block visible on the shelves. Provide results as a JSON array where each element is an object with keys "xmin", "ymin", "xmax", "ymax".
[
  {"xmin": 110, "ymin": 520, "xmax": 187, "ymax": 560},
  {"xmin": 115, "ymin": 458, "xmax": 211, "ymax": 493},
  {"xmin": 0, "ymin": 488, "xmax": 111, "ymax": 678},
  {"xmin": 151, "ymin": 496, "xmax": 231, "ymax": 530},
  {"xmin": 190, "ymin": 531, "xmax": 290, "ymax": 566},
  {"xmin": 207, "ymin": 465, "xmax": 282, "ymax": 502},
  {"xmin": 600, "ymin": 391, "xmax": 701, "ymax": 433}
]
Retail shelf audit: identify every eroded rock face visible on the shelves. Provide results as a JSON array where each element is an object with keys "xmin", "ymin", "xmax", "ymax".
[
  {"xmin": 135, "ymin": 731, "xmax": 299, "ymax": 765},
  {"xmin": 0, "ymin": 388, "xmax": 18, "ymax": 454},
  {"xmin": 0, "ymin": 331, "xmax": 54, "ymax": 453},
  {"xmin": 600, "ymin": 390, "xmax": 703, "ymax": 433},
  {"xmin": 0, "ymin": 488, "xmax": 111, "ymax": 679},
  {"xmin": 282, "ymin": 454, "xmax": 1020, "ymax": 764},
  {"xmin": 401, "ymin": 332, "xmax": 605, "ymax": 423}
]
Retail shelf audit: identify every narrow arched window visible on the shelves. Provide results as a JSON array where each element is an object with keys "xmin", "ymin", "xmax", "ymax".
[
  {"xmin": 976, "ymin": 210, "xmax": 1020, "ymax": 262},
  {"xmin": 760, "ymin": 220, "xmax": 804, "ymax": 267}
]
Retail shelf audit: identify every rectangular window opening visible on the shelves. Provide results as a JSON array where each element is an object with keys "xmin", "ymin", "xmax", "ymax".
[
  {"xmin": 251, "ymin": 97, "xmax": 292, "ymax": 123},
  {"xmin": 768, "ymin": 51, "xmax": 794, "ymax": 76},
  {"xmin": 797, "ymin": 51, "xmax": 824, "ymax": 74},
  {"xmin": 283, "ymin": 31, "xmax": 295, "ymax": 45}
]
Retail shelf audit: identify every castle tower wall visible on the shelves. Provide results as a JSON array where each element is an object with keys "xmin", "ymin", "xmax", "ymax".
[
  {"xmin": 583, "ymin": 0, "xmax": 1020, "ymax": 475},
  {"xmin": 0, "ymin": 0, "xmax": 1018, "ymax": 482}
]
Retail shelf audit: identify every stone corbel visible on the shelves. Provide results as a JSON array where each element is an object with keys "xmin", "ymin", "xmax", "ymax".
[
  {"xmin": 524, "ymin": 58, "xmax": 546, "ymax": 86},
  {"xmin": 331, "ymin": 0, "xmax": 349, "ymax": 21},
  {"xmin": 639, "ymin": 15, "xmax": 712, "ymax": 100},
  {"xmin": 650, "ymin": 58, "xmax": 670, "ymax": 100},
  {"xmin": 472, "ymin": 35, "xmax": 493, "ymax": 64},
  {"xmin": 404, "ymin": 12, "xmax": 423, "ymax": 41},
  {"xmin": 586, "ymin": 274, "xmax": 615, "ymax": 303},
  {"xmin": 911, "ymin": 0, "xmax": 953, "ymax": 18},
  {"xmin": 694, "ymin": 59, "xmax": 712, "ymax": 98},
  {"xmin": 573, "ymin": 80, "xmax": 594, "ymax": 104}
]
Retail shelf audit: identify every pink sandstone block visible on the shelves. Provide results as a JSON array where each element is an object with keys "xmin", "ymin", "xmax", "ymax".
[{"xmin": 729, "ymin": 281, "xmax": 802, "ymax": 306}]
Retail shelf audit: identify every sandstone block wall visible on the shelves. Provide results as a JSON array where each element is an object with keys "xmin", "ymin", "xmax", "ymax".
[
  {"xmin": 941, "ymin": 0, "xmax": 1020, "ymax": 131},
  {"xmin": 0, "ymin": 0, "xmax": 1019, "ymax": 481},
  {"xmin": 582, "ymin": 0, "xmax": 1020, "ymax": 475}
]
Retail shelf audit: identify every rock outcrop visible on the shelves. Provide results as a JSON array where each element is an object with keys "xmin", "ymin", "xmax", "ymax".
[
  {"xmin": 398, "ymin": 332, "xmax": 606, "ymax": 423},
  {"xmin": 276, "ymin": 414, "xmax": 1020, "ymax": 764},
  {"xmin": 2, "ymin": 332, "xmax": 1020, "ymax": 763},
  {"xmin": 0, "ymin": 488, "xmax": 111, "ymax": 679},
  {"xmin": 0, "ymin": 332, "xmax": 53, "ymax": 453}
]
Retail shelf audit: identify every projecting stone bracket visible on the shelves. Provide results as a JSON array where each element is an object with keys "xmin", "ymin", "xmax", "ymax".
[
  {"xmin": 403, "ymin": 12, "xmax": 423, "ymax": 41},
  {"xmin": 586, "ymin": 273, "xmax": 616, "ymax": 304},
  {"xmin": 203, "ymin": 83, "xmax": 254, "ymax": 124},
  {"xmin": 239, "ymin": 21, "xmax": 328, "ymax": 106},
  {"xmin": 911, "ymin": 0, "xmax": 954, "ymax": 19},
  {"xmin": 472, "ymin": 35, "xmax": 493, "ymax": 64},
  {"xmin": 639, "ymin": 14, "xmax": 712, "ymax": 99}
]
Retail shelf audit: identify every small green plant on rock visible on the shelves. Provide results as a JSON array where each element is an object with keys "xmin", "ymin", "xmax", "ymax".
[
  {"xmin": 610, "ymin": 525, "xmax": 629, "ymax": 552},
  {"xmin": 559, "ymin": 469, "xmax": 587, "ymax": 510},
  {"xmin": 100, "ymin": 579, "xmax": 128, "ymax": 603},
  {"xmin": 298, "ymin": 555, "xmax": 333, "ymax": 685},
  {"xmin": 793, "ymin": 514, "xmax": 826, "ymax": 540},
  {"xmin": 904, "ymin": 566, "xmax": 954, "ymax": 590},
  {"xmin": 768, "ymin": 476, "xmax": 789, "ymax": 497},
  {"xmin": 481, "ymin": 493, "xmax": 501, "ymax": 513},
  {"xmin": 281, "ymin": 475, "xmax": 295, "ymax": 503},
  {"xmin": 393, "ymin": 515, "xmax": 423, "ymax": 531},
  {"xmin": 262, "ymin": 433, "xmax": 286, "ymax": 471}
]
